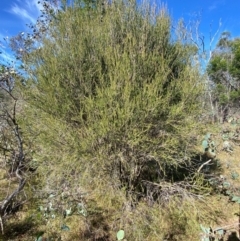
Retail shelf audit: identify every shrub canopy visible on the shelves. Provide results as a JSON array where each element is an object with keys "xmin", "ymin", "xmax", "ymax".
[{"xmin": 14, "ymin": 0, "xmax": 204, "ymax": 201}]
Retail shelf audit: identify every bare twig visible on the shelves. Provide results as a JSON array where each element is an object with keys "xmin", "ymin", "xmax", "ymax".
[
  {"xmin": 197, "ymin": 159, "xmax": 212, "ymax": 173},
  {"xmin": 0, "ymin": 66, "xmax": 29, "ymax": 234}
]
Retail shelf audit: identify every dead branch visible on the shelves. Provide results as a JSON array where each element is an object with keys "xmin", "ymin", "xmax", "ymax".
[
  {"xmin": 0, "ymin": 66, "xmax": 29, "ymax": 234},
  {"xmin": 197, "ymin": 159, "xmax": 212, "ymax": 173}
]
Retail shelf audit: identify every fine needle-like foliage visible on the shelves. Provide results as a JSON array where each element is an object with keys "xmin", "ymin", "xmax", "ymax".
[
  {"xmin": 8, "ymin": 0, "xmax": 208, "ymax": 240},
  {"xmin": 18, "ymin": 0, "xmax": 205, "ymax": 203}
]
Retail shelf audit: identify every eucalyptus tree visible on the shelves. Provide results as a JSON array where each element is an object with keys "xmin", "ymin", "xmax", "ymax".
[{"xmin": 207, "ymin": 32, "xmax": 240, "ymax": 111}]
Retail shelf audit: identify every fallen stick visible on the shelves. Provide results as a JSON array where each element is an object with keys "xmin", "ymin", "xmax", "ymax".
[{"xmin": 197, "ymin": 159, "xmax": 212, "ymax": 173}]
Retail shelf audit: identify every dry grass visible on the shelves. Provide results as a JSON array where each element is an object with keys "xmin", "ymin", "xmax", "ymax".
[{"xmin": 2, "ymin": 121, "xmax": 240, "ymax": 240}]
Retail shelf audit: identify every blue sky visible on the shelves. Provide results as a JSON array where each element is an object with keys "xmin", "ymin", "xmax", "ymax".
[
  {"xmin": 0, "ymin": 0, "xmax": 43, "ymax": 64},
  {"xmin": 167, "ymin": 0, "xmax": 240, "ymax": 35},
  {"xmin": 0, "ymin": 0, "xmax": 239, "ymax": 64},
  {"xmin": 166, "ymin": 0, "xmax": 240, "ymax": 44}
]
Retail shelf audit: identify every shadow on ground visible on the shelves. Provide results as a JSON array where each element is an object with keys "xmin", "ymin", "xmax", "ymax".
[
  {"xmin": 226, "ymin": 231, "xmax": 240, "ymax": 241},
  {"xmin": 0, "ymin": 216, "xmax": 36, "ymax": 240}
]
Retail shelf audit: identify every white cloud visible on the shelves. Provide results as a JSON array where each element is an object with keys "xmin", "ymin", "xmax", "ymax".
[
  {"xmin": 0, "ymin": 48, "xmax": 16, "ymax": 65},
  {"xmin": 11, "ymin": 4, "xmax": 36, "ymax": 23},
  {"xmin": 10, "ymin": 0, "xmax": 43, "ymax": 24},
  {"xmin": 208, "ymin": 0, "xmax": 226, "ymax": 11},
  {"xmin": 0, "ymin": 0, "xmax": 59, "ymax": 65},
  {"xmin": 0, "ymin": 35, "xmax": 15, "ymax": 65}
]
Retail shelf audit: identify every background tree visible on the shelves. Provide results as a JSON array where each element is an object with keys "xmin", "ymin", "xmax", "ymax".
[{"xmin": 207, "ymin": 32, "xmax": 240, "ymax": 121}]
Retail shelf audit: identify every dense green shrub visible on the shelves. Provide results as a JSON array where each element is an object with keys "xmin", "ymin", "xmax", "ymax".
[{"xmin": 14, "ymin": 0, "xmax": 206, "ymax": 201}]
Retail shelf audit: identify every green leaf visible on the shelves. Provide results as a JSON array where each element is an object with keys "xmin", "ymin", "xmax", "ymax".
[
  {"xmin": 65, "ymin": 208, "xmax": 72, "ymax": 216},
  {"xmin": 223, "ymin": 182, "xmax": 230, "ymax": 188},
  {"xmin": 208, "ymin": 150, "xmax": 216, "ymax": 157},
  {"xmin": 202, "ymin": 238, "xmax": 210, "ymax": 241},
  {"xmin": 48, "ymin": 194, "xmax": 56, "ymax": 198},
  {"xmin": 117, "ymin": 230, "xmax": 125, "ymax": 240},
  {"xmin": 232, "ymin": 172, "xmax": 239, "ymax": 180},
  {"xmin": 35, "ymin": 231, "xmax": 44, "ymax": 241},
  {"xmin": 200, "ymin": 224, "xmax": 206, "ymax": 233},
  {"xmin": 61, "ymin": 224, "xmax": 70, "ymax": 231},
  {"xmin": 215, "ymin": 229, "xmax": 224, "ymax": 235},
  {"xmin": 204, "ymin": 133, "xmax": 211, "ymax": 140},
  {"xmin": 222, "ymin": 134, "xmax": 229, "ymax": 140},
  {"xmin": 209, "ymin": 179, "xmax": 215, "ymax": 185},
  {"xmin": 210, "ymin": 141, "xmax": 215, "ymax": 146},
  {"xmin": 35, "ymin": 237, "xmax": 42, "ymax": 241},
  {"xmin": 77, "ymin": 203, "xmax": 87, "ymax": 217},
  {"xmin": 226, "ymin": 190, "xmax": 232, "ymax": 195},
  {"xmin": 202, "ymin": 140, "xmax": 208, "ymax": 151},
  {"xmin": 200, "ymin": 224, "xmax": 210, "ymax": 234},
  {"xmin": 231, "ymin": 196, "xmax": 240, "ymax": 203}
]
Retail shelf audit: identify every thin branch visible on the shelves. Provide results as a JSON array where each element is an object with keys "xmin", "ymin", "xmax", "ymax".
[
  {"xmin": 0, "ymin": 217, "xmax": 3, "ymax": 235},
  {"xmin": 197, "ymin": 159, "xmax": 212, "ymax": 173}
]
